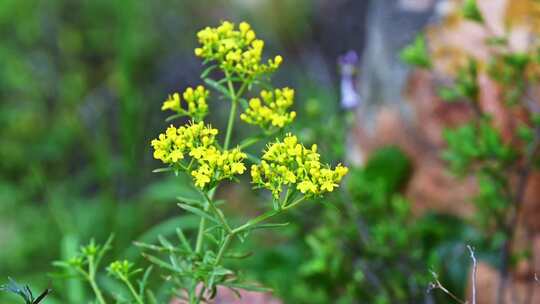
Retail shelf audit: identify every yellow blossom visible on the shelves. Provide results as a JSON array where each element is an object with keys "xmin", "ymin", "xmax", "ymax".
[
  {"xmin": 150, "ymin": 121, "xmax": 217, "ymax": 165},
  {"xmin": 151, "ymin": 120, "xmax": 247, "ymax": 189},
  {"xmin": 161, "ymin": 86, "xmax": 209, "ymax": 121},
  {"xmin": 161, "ymin": 93, "xmax": 181, "ymax": 112},
  {"xmin": 240, "ymin": 87, "xmax": 296, "ymax": 131},
  {"xmin": 194, "ymin": 21, "xmax": 282, "ymax": 79},
  {"xmin": 250, "ymin": 134, "xmax": 348, "ymax": 198}
]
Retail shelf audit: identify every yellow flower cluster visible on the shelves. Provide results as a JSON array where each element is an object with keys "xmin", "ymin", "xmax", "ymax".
[
  {"xmin": 151, "ymin": 121, "xmax": 246, "ymax": 189},
  {"xmin": 240, "ymin": 88, "xmax": 297, "ymax": 131},
  {"xmin": 194, "ymin": 21, "xmax": 282, "ymax": 78},
  {"xmin": 161, "ymin": 86, "xmax": 209, "ymax": 121},
  {"xmin": 190, "ymin": 146, "xmax": 246, "ymax": 189},
  {"xmin": 251, "ymin": 134, "xmax": 348, "ymax": 198},
  {"xmin": 151, "ymin": 122, "xmax": 217, "ymax": 165}
]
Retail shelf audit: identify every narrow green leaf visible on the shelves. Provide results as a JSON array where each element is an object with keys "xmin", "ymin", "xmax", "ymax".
[
  {"xmin": 200, "ymin": 65, "xmax": 218, "ymax": 78},
  {"xmin": 177, "ymin": 203, "xmax": 219, "ymax": 224},
  {"xmin": 250, "ymin": 222, "xmax": 290, "ymax": 230},
  {"xmin": 165, "ymin": 113, "xmax": 186, "ymax": 122},
  {"xmin": 142, "ymin": 253, "xmax": 185, "ymax": 274},
  {"xmin": 138, "ymin": 266, "xmax": 153, "ymax": 297},
  {"xmin": 96, "ymin": 234, "xmax": 114, "ymax": 266},
  {"xmin": 157, "ymin": 235, "xmax": 174, "ymax": 250},
  {"xmin": 204, "ymin": 78, "xmax": 231, "ymax": 98},
  {"xmin": 152, "ymin": 167, "xmax": 173, "ymax": 173},
  {"xmin": 176, "ymin": 194, "xmax": 204, "ymax": 206},
  {"xmin": 176, "ymin": 228, "xmax": 192, "ymax": 253}
]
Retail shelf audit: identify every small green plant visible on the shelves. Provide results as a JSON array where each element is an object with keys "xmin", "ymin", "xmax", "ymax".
[
  {"xmin": 54, "ymin": 20, "xmax": 347, "ymax": 304},
  {"xmin": 0, "ymin": 278, "xmax": 51, "ymax": 304},
  {"xmin": 400, "ymin": 34, "xmax": 431, "ymax": 69},
  {"xmin": 297, "ymin": 147, "xmax": 470, "ymax": 303}
]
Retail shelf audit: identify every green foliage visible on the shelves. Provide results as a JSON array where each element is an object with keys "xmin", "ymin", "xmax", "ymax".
[
  {"xmin": 488, "ymin": 53, "xmax": 531, "ymax": 104},
  {"xmin": 439, "ymin": 59, "xmax": 479, "ymax": 102},
  {"xmin": 442, "ymin": 118, "xmax": 516, "ymax": 175},
  {"xmin": 462, "ymin": 0, "xmax": 484, "ymax": 23},
  {"xmin": 287, "ymin": 147, "xmax": 468, "ymax": 303},
  {"xmin": 400, "ymin": 34, "xmax": 432, "ymax": 69},
  {"xmin": 51, "ymin": 20, "xmax": 347, "ymax": 304},
  {"xmin": 402, "ymin": 2, "xmax": 540, "ymax": 301}
]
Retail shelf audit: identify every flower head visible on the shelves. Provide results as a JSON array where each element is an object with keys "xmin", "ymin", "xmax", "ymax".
[
  {"xmin": 194, "ymin": 21, "xmax": 282, "ymax": 79},
  {"xmin": 190, "ymin": 146, "xmax": 247, "ymax": 189},
  {"xmin": 150, "ymin": 121, "xmax": 218, "ymax": 165},
  {"xmin": 151, "ymin": 121, "xmax": 246, "ymax": 189},
  {"xmin": 240, "ymin": 87, "xmax": 296, "ymax": 131},
  {"xmin": 161, "ymin": 86, "xmax": 209, "ymax": 121},
  {"xmin": 107, "ymin": 260, "xmax": 135, "ymax": 279},
  {"xmin": 251, "ymin": 134, "xmax": 348, "ymax": 198}
]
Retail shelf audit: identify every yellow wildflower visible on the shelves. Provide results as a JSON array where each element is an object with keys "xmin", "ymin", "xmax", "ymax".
[
  {"xmin": 250, "ymin": 134, "xmax": 348, "ymax": 199},
  {"xmin": 162, "ymin": 93, "xmax": 181, "ymax": 112},
  {"xmin": 161, "ymin": 86, "xmax": 209, "ymax": 121},
  {"xmin": 151, "ymin": 120, "xmax": 247, "ymax": 189},
  {"xmin": 194, "ymin": 21, "xmax": 282, "ymax": 79},
  {"xmin": 150, "ymin": 121, "xmax": 217, "ymax": 165},
  {"xmin": 240, "ymin": 87, "xmax": 296, "ymax": 131}
]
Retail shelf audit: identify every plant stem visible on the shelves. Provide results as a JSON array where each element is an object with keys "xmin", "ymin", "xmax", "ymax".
[
  {"xmin": 122, "ymin": 277, "xmax": 144, "ymax": 304},
  {"xmin": 189, "ymin": 280, "xmax": 198, "ymax": 304},
  {"xmin": 223, "ymin": 73, "xmax": 238, "ymax": 150},
  {"xmin": 88, "ymin": 275, "xmax": 107, "ymax": 304},
  {"xmin": 87, "ymin": 257, "xmax": 107, "ymax": 304},
  {"xmin": 223, "ymin": 75, "xmax": 248, "ymax": 150},
  {"xmin": 202, "ymin": 191, "xmax": 232, "ymax": 233},
  {"xmin": 214, "ymin": 234, "xmax": 233, "ymax": 266},
  {"xmin": 195, "ymin": 187, "xmax": 218, "ymax": 254},
  {"xmin": 283, "ymin": 197, "xmax": 305, "ymax": 210},
  {"xmin": 86, "ymin": 264, "xmax": 106, "ymax": 304},
  {"xmin": 195, "ymin": 207, "xmax": 208, "ymax": 254},
  {"xmin": 224, "ymin": 98, "xmax": 237, "ymax": 150}
]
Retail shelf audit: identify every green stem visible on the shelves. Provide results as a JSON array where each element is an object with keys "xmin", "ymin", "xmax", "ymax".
[
  {"xmin": 232, "ymin": 196, "xmax": 305, "ymax": 234},
  {"xmin": 224, "ymin": 98, "xmax": 237, "ymax": 150},
  {"xmin": 89, "ymin": 280, "xmax": 106, "ymax": 304},
  {"xmin": 87, "ymin": 257, "xmax": 107, "ymax": 304},
  {"xmin": 223, "ymin": 76, "xmax": 248, "ymax": 150},
  {"xmin": 194, "ymin": 187, "xmax": 217, "ymax": 254},
  {"xmin": 283, "ymin": 196, "xmax": 305, "ymax": 210},
  {"xmin": 122, "ymin": 277, "xmax": 144, "ymax": 304},
  {"xmin": 189, "ymin": 280, "xmax": 198, "ymax": 304},
  {"xmin": 223, "ymin": 73, "xmax": 238, "ymax": 150},
  {"xmin": 202, "ymin": 191, "xmax": 232, "ymax": 233},
  {"xmin": 195, "ymin": 206, "xmax": 208, "ymax": 254},
  {"xmin": 214, "ymin": 234, "xmax": 233, "ymax": 266}
]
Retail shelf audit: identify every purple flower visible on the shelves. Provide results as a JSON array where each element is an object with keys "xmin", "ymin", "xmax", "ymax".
[{"xmin": 338, "ymin": 50, "xmax": 361, "ymax": 110}]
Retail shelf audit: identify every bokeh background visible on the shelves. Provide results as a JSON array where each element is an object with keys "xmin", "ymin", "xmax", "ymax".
[{"xmin": 4, "ymin": 0, "xmax": 538, "ymax": 303}]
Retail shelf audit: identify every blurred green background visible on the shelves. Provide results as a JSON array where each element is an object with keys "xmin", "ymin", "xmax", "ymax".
[{"xmin": 0, "ymin": 1, "xmax": 472, "ymax": 303}]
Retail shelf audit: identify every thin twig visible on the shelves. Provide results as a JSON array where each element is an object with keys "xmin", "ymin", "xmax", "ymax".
[
  {"xmin": 427, "ymin": 271, "xmax": 466, "ymax": 304},
  {"xmin": 467, "ymin": 245, "xmax": 477, "ymax": 304}
]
